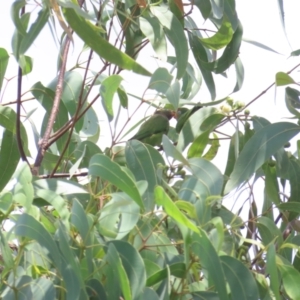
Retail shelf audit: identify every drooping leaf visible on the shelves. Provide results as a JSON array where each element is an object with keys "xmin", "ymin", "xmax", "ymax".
[
  {"xmin": 225, "ymin": 122, "xmax": 300, "ymax": 194},
  {"xmin": 125, "ymin": 140, "xmax": 164, "ymax": 212},
  {"xmin": 155, "ymin": 186, "xmax": 199, "ymax": 233},
  {"xmin": 19, "ymin": 8, "xmax": 49, "ymax": 54},
  {"xmin": 193, "ymin": 0, "xmax": 212, "ymax": 19},
  {"xmin": 151, "ymin": 6, "xmax": 188, "ymax": 79},
  {"xmin": 220, "ymin": 256, "xmax": 259, "ymax": 300},
  {"xmin": 189, "ymin": 230, "xmax": 230, "ymax": 300},
  {"xmin": 63, "ymin": 7, "xmax": 151, "ymax": 76},
  {"xmin": 0, "ymin": 130, "xmax": 20, "ymax": 193},
  {"xmin": 200, "ymin": 18, "xmax": 233, "ymax": 50},
  {"xmin": 177, "ymin": 107, "xmax": 222, "ymax": 151},
  {"xmin": 89, "ymin": 154, "xmax": 144, "ymax": 209},
  {"xmin": 266, "ymin": 245, "xmax": 281, "ymax": 300},
  {"xmin": 108, "ymin": 240, "xmax": 146, "ymax": 299},
  {"xmin": 0, "ymin": 48, "xmax": 9, "ymax": 92},
  {"xmin": 140, "ymin": 16, "xmax": 167, "ymax": 61},
  {"xmin": 100, "ymin": 75, "xmax": 123, "ymax": 121},
  {"xmin": 148, "ymin": 67, "xmax": 173, "ymax": 94},
  {"xmin": 188, "ymin": 32, "xmax": 216, "ymax": 99},
  {"xmin": 203, "ymin": 21, "xmax": 243, "ymax": 74}
]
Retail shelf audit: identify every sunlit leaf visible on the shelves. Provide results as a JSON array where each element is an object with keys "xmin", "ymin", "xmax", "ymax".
[
  {"xmin": 155, "ymin": 186, "xmax": 199, "ymax": 233},
  {"xmin": 200, "ymin": 18, "xmax": 233, "ymax": 50},
  {"xmin": 276, "ymin": 72, "xmax": 295, "ymax": 86}
]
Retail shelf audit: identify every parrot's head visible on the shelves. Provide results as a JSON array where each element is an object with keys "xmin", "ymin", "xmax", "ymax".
[{"xmin": 154, "ymin": 109, "xmax": 175, "ymax": 120}]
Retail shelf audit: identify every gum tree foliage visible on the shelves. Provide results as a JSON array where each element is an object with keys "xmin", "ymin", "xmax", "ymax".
[{"xmin": 1, "ymin": 0, "xmax": 300, "ymax": 299}]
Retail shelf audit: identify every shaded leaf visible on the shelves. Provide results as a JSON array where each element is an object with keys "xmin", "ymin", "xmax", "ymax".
[
  {"xmin": 225, "ymin": 122, "xmax": 300, "ymax": 193},
  {"xmin": 125, "ymin": 140, "xmax": 164, "ymax": 211},
  {"xmin": 89, "ymin": 154, "xmax": 144, "ymax": 209},
  {"xmin": 151, "ymin": 7, "xmax": 188, "ymax": 79},
  {"xmin": 220, "ymin": 255, "xmax": 259, "ymax": 300},
  {"xmin": 0, "ymin": 130, "xmax": 20, "ymax": 193},
  {"xmin": 148, "ymin": 67, "xmax": 173, "ymax": 94}
]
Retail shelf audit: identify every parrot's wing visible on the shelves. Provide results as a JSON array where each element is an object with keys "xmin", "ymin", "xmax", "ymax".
[{"xmin": 130, "ymin": 114, "xmax": 170, "ymax": 141}]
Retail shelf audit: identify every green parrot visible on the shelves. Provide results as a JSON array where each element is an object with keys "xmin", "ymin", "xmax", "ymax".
[
  {"xmin": 129, "ymin": 109, "xmax": 174, "ymax": 146},
  {"xmin": 175, "ymin": 104, "xmax": 203, "ymax": 133}
]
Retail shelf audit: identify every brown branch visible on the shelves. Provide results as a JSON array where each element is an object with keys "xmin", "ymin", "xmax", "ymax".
[
  {"xmin": 32, "ymin": 37, "xmax": 71, "ymax": 175},
  {"xmin": 244, "ymin": 62, "xmax": 300, "ymax": 109}
]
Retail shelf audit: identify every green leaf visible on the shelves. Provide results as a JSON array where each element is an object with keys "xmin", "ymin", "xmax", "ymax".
[
  {"xmin": 117, "ymin": 86, "xmax": 128, "ymax": 108},
  {"xmin": 71, "ymin": 199, "xmax": 93, "ymax": 274},
  {"xmin": 150, "ymin": 7, "xmax": 188, "ymax": 79},
  {"xmin": 89, "ymin": 154, "xmax": 144, "ymax": 209},
  {"xmin": 63, "ymin": 7, "xmax": 151, "ymax": 76},
  {"xmin": 100, "ymin": 75, "xmax": 123, "ymax": 121},
  {"xmin": 200, "ymin": 18, "xmax": 233, "ymax": 50},
  {"xmin": 0, "ymin": 230, "xmax": 14, "ymax": 270},
  {"xmin": 98, "ymin": 192, "xmax": 140, "ymax": 239},
  {"xmin": 31, "ymin": 82, "xmax": 69, "ymax": 155},
  {"xmin": 203, "ymin": 21, "xmax": 243, "ymax": 74},
  {"xmin": 257, "ymin": 217, "xmax": 283, "ymax": 247},
  {"xmin": 188, "ymin": 157, "xmax": 224, "ymax": 196},
  {"xmin": 11, "ymin": 0, "xmax": 27, "ymax": 37},
  {"xmin": 108, "ymin": 240, "xmax": 146, "ymax": 299},
  {"xmin": 0, "ymin": 130, "xmax": 20, "ymax": 192},
  {"xmin": 277, "ymin": 257, "xmax": 300, "ymax": 300},
  {"xmin": 0, "ymin": 105, "xmax": 29, "ymax": 150},
  {"xmin": 125, "ymin": 140, "xmax": 164, "ymax": 211},
  {"xmin": 177, "ymin": 107, "xmax": 221, "ymax": 151},
  {"xmin": 0, "ymin": 192, "xmax": 13, "ymax": 214},
  {"xmin": 0, "ymin": 48, "xmax": 9, "ymax": 92},
  {"xmin": 290, "ymin": 49, "xmax": 300, "ymax": 57},
  {"xmin": 266, "ymin": 245, "xmax": 281, "ymax": 300},
  {"xmin": 243, "ymin": 38, "xmax": 282, "ymax": 55},
  {"xmin": 140, "ymin": 16, "xmax": 167, "ymax": 61},
  {"xmin": 188, "ymin": 32, "xmax": 216, "ymax": 99},
  {"xmin": 162, "ymin": 135, "xmax": 189, "ymax": 165},
  {"xmin": 31, "ymin": 278, "xmax": 55, "ymax": 300},
  {"xmin": 35, "ymin": 189, "xmax": 70, "ymax": 227},
  {"xmin": 276, "ymin": 72, "xmax": 295, "ymax": 86},
  {"xmin": 15, "ymin": 213, "xmax": 61, "ymax": 267},
  {"xmin": 18, "ymin": 54, "xmax": 33, "ymax": 75},
  {"xmin": 189, "ymin": 230, "xmax": 229, "ymax": 300},
  {"xmin": 148, "ymin": 67, "xmax": 173, "ymax": 94},
  {"xmin": 233, "ymin": 57, "xmax": 244, "ymax": 92},
  {"xmin": 220, "ymin": 255, "xmax": 259, "ymax": 300},
  {"xmin": 13, "ymin": 163, "xmax": 34, "ymax": 211},
  {"xmin": 225, "ymin": 122, "xmax": 300, "ymax": 194},
  {"xmin": 285, "ymin": 87, "xmax": 300, "ymax": 118},
  {"xmin": 19, "ymin": 8, "xmax": 49, "ymax": 54},
  {"xmin": 166, "ymin": 80, "xmax": 180, "ymax": 109},
  {"xmin": 194, "ymin": 0, "xmax": 212, "ymax": 19},
  {"xmin": 155, "ymin": 186, "xmax": 199, "ymax": 233}
]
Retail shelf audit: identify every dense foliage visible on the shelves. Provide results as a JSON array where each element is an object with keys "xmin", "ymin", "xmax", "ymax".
[{"xmin": 1, "ymin": 0, "xmax": 300, "ymax": 299}]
